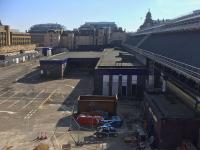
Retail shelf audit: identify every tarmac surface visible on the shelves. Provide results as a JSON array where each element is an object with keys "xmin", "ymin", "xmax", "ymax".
[
  {"xmin": 0, "ymin": 60, "xmax": 94, "ymax": 149},
  {"xmin": 0, "ymin": 59, "xmax": 151, "ymax": 150}
]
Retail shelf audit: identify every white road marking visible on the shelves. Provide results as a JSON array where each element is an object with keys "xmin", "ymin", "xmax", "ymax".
[
  {"xmin": 7, "ymin": 100, "xmax": 20, "ymax": 108},
  {"xmin": 0, "ymin": 92, "xmax": 19, "ymax": 105},
  {"xmin": 24, "ymin": 89, "xmax": 57, "ymax": 119},
  {"xmin": 24, "ymin": 108, "xmax": 38, "ymax": 119},
  {"xmin": 65, "ymin": 84, "xmax": 75, "ymax": 89},
  {"xmin": 0, "ymin": 111, "xmax": 17, "ymax": 114},
  {"xmin": 0, "ymin": 89, "xmax": 13, "ymax": 97},
  {"xmin": 20, "ymin": 90, "xmax": 45, "ymax": 110},
  {"xmin": 39, "ymin": 89, "xmax": 57, "ymax": 109}
]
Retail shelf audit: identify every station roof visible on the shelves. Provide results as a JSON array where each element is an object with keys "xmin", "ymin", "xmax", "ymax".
[
  {"xmin": 145, "ymin": 92, "xmax": 196, "ymax": 119},
  {"xmin": 138, "ymin": 30, "xmax": 200, "ymax": 68},
  {"xmin": 96, "ymin": 48, "xmax": 143, "ymax": 68}
]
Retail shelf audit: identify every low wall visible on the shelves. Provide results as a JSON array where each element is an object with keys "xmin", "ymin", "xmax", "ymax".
[{"xmin": 0, "ymin": 44, "xmax": 36, "ymax": 54}]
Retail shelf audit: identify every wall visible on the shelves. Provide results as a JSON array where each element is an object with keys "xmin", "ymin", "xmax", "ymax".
[
  {"xmin": 0, "ymin": 51, "xmax": 39, "ymax": 66},
  {"xmin": 60, "ymin": 33, "xmax": 74, "ymax": 49},
  {"xmin": 109, "ymin": 32, "xmax": 126, "ymax": 45},
  {"xmin": 30, "ymin": 32, "xmax": 45, "ymax": 47},
  {"xmin": 0, "ymin": 44, "xmax": 36, "ymax": 53},
  {"xmin": 75, "ymin": 35, "xmax": 94, "ymax": 49},
  {"xmin": 94, "ymin": 68, "xmax": 147, "ymax": 98},
  {"xmin": 40, "ymin": 62, "xmax": 66, "ymax": 78},
  {"xmin": 66, "ymin": 58, "xmax": 99, "ymax": 73},
  {"xmin": 44, "ymin": 31, "xmax": 61, "ymax": 48}
]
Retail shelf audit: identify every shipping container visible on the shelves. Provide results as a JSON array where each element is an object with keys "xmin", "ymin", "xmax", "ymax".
[{"xmin": 77, "ymin": 95, "xmax": 118, "ymax": 116}]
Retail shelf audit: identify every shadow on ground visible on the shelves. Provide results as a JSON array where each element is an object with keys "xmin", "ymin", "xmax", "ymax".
[
  {"xmin": 56, "ymin": 71, "xmax": 94, "ymax": 127},
  {"xmin": 16, "ymin": 69, "xmax": 67, "ymax": 84}
]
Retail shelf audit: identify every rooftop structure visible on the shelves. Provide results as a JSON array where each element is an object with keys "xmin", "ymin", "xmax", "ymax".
[
  {"xmin": 137, "ymin": 10, "xmax": 200, "ymax": 34},
  {"xmin": 80, "ymin": 22, "xmax": 117, "ymax": 29},
  {"xmin": 97, "ymin": 48, "xmax": 142, "ymax": 68},
  {"xmin": 40, "ymin": 51, "xmax": 102, "ymax": 61},
  {"xmin": 145, "ymin": 92, "xmax": 195, "ymax": 119},
  {"xmin": 139, "ymin": 10, "xmax": 169, "ymax": 31},
  {"xmin": 29, "ymin": 23, "xmax": 65, "ymax": 33}
]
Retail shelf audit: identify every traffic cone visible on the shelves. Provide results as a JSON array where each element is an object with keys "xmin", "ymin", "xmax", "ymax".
[
  {"xmin": 36, "ymin": 132, "xmax": 40, "ymax": 140},
  {"xmin": 44, "ymin": 132, "xmax": 47, "ymax": 139},
  {"xmin": 40, "ymin": 132, "xmax": 44, "ymax": 140}
]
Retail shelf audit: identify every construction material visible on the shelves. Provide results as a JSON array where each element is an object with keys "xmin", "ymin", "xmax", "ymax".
[{"xmin": 76, "ymin": 114, "xmax": 103, "ymax": 126}]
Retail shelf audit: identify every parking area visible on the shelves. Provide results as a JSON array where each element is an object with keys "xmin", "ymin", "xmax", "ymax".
[
  {"xmin": 0, "ymin": 60, "xmax": 150, "ymax": 150},
  {"xmin": 0, "ymin": 60, "xmax": 94, "ymax": 149}
]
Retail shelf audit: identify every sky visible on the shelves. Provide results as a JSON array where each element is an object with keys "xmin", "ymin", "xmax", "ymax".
[{"xmin": 1, "ymin": 0, "xmax": 200, "ymax": 32}]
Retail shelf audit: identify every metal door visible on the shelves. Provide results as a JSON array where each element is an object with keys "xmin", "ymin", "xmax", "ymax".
[
  {"xmin": 103, "ymin": 75, "xmax": 109, "ymax": 96},
  {"xmin": 112, "ymin": 75, "xmax": 119, "ymax": 96},
  {"xmin": 122, "ymin": 75, "xmax": 127, "ymax": 96},
  {"xmin": 22, "ymin": 56, "xmax": 25, "ymax": 62},
  {"xmin": 16, "ymin": 58, "xmax": 19, "ymax": 64},
  {"xmin": 132, "ymin": 75, "xmax": 137, "ymax": 96}
]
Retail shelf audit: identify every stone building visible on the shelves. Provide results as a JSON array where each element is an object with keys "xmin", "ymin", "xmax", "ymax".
[
  {"xmin": 29, "ymin": 23, "xmax": 64, "ymax": 47},
  {"xmin": 59, "ymin": 31, "xmax": 74, "ymax": 49},
  {"xmin": 0, "ymin": 20, "xmax": 34, "ymax": 54},
  {"xmin": 44, "ymin": 30, "xmax": 61, "ymax": 47},
  {"xmin": 139, "ymin": 10, "xmax": 168, "ymax": 31},
  {"xmin": 59, "ymin": 22, "xmax": 126, "ymax": 50},
  {"xmin": 10, "ymin": 32, "xmax": 31, "ymax": 45}
]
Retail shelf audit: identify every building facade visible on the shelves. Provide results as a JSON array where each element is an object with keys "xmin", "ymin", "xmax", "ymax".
[
  {"xmin": 59, "ymin": 22, "xmax": 126, "ymax": 50},
  {"xmin": 44, "ymin": 30, "xmax": 61, "ymax": 47},
  {"xmin": 29, "ymin": 23, "xmax": 64, "ymax": 47},
  {"xmin": 29, "ymin": 32, "xmax": 45, "ymax": 47},
  {"xmin": 138, "ymin": 10, "xmax": 168, "ymax": 32},
  {"xmin": 60, "ymin": 31, "xmax": 74, "ymax": 49},
  {"xmin": 0, "ymin": 20, "xmax": 34, "ymax": 54},
  {"xmin": 10, "ymin": 32, "xmax": 31, "ymax": 45},
  {"xmin": 0, "ymin": 24, "xmax": 10, "ymax": 47}
]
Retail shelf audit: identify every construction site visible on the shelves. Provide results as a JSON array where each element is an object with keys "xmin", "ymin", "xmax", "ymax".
[
  {"xmin": 0, "ymin": 49, "xmax": 149, "ymax": 150},
  {"xmin": 1, "ymin": 6, "xmax": 200, "ymax": 150}
]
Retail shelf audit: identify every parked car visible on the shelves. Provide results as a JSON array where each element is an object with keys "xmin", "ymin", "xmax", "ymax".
[
  {"xmin": 76, "ymin": 114, "xmax": 103, "ymax": 126},
  {"xmin": 95, "ymin": 125, "xmax": 118, "ymax": 138}
]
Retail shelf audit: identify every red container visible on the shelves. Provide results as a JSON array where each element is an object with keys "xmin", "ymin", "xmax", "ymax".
[{"xmin": 77, "ymin": 114, "xmax": 103, "ymax": 126}]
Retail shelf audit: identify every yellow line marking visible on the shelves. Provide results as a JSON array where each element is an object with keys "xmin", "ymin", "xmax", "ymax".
[{"xmin": 39, "ymin": 89, "xmax": 57, "ymax": 109}]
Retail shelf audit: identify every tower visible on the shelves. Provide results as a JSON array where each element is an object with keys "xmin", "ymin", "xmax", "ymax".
[
  {"xmin": 144, "ymin": 10, "xmax": 153, "ymax": 26},
  {"xmin": 139, "ymin": 10, "xmax": 154, "ymax": 30}
]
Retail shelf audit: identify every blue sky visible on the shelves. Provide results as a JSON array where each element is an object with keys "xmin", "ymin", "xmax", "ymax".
[{"xmin": 1, "ymin": 0, "xmax": 200, "ymax": 32}]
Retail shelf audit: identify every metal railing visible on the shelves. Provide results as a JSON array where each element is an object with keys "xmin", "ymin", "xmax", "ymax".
[{"xmin": 123, "ymin": 44, "xmax": 200, "ymax": 82}]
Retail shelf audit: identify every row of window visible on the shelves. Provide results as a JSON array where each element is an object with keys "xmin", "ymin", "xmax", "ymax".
[{"xmin": 12, "ymin": 42, "xmax": 31, "ymax": 45}]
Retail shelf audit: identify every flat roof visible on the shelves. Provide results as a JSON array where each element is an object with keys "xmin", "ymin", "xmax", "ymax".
[
  {"xmin": 40, "ymin": 48, "xmax": 145, "ymax": 69},
  {"xmin": 40, "ymin": 51, "xmax": 102, "ymax": 61},
  {"xmin": 96, "ymin": 48, "xmax": 143, "ymax": 68},
  {"xmin": 145, "ymin": 92, "xmax": 195, "ymax": 119}
]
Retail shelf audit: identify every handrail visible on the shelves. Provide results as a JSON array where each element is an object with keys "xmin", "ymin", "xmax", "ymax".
[{"xmin": 123, "ymin": 44, "xmax": 200, "ymax": 81}]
